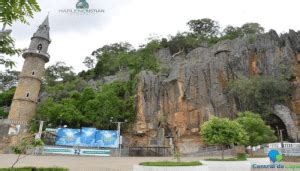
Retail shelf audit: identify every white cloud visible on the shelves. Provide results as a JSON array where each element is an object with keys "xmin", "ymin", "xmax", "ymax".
[{"xmin": 4, "ymin": 0, "xmax": 300, "ymax": 72}]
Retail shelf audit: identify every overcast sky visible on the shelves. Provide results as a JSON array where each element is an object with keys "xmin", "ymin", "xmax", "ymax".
[{"xmin": 5, "ymin": 0, "xmax": 300, "ymax": 72}]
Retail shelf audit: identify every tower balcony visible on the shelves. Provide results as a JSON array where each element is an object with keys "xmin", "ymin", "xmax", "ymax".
[{"xmin": 22, "ymin": 49, "xmax": 50, "ymax": 63}]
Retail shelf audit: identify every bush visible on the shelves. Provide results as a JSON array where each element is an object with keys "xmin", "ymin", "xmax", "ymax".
[
  {"xmin": 0, "ymin": 87, "xmax": 15, "ymax": 106},
  {"xmin": 0, "ymin": 107, "xmax": 8, "ymax": 118},
  {"xmin": 236, "ymin": 153, "xmax": 247, "ymax": 161}
]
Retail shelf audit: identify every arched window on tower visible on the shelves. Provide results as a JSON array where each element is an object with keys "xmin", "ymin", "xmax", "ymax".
[
  {"xmin": 37, "ymin": 44, "xmax": 42, "ymax": 51},
  {"xmin": 26, "ymin": 92, "xmax": 30, "ymax": 98}
]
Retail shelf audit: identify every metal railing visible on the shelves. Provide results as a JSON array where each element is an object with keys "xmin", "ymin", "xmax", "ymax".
[
  {"xmin": 0, "ymin": 119, "xmax": 28, "ymax": 125},
  {"xmin": 266, "ymin": 142, "xmax": 300, "ymax": 156},
  {"xmin": 128, "ymin": 146, "xmax": 171, "ymax": 157}
]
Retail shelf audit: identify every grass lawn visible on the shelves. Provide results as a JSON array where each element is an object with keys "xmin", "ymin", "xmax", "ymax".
[
  {"xmin": 139, "ymin": 161, "xmax": 202, "ymax": 166},
  {"xmin": 283, "ymin": 156, "xmax": 300, "ymax": 162},
  {"xmin": 247, "ymin": 156, "xmax": 267, "ymax": 158},
  {"xmin": 205, "ymin": 153, "xmax": 247, "ymax": 161},
  {"xmin": 0, "ymin": 168, "xmax": 68, "ymax": 171},
  {"xmin": 246, "ymin": 154, "xmax": 267, "ymax": 158}
]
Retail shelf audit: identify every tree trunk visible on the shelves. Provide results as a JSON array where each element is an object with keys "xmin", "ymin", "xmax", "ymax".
[
  {"xmin": 250, "ymin": 146, "xmax": 254, "ymax": 157},
  {"xmin": 11, "ymin": 154, "xmax": 21, "ymax": 168},
  {"xmin": 11, "ymin": 153, "xmax": 27, "ymax": 168}
]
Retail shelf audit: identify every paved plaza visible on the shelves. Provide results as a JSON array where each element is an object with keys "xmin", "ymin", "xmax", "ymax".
[
  {"xmin": 0, "ymin": 154, "xmax": 204, "ymax": 171},
  {"xmin": 0, "ymin": 154, "xmax": 299, "ymax": 171}
]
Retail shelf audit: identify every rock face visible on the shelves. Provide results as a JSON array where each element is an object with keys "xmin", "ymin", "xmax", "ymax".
[{"xmin": 132, "ymin": 30, "xmax": 300, "ymax": 154}]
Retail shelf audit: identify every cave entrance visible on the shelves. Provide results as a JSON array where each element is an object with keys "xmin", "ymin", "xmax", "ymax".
[{"xmin": 265, "ymin": 114, "xmax": 289, "ymax": 141}]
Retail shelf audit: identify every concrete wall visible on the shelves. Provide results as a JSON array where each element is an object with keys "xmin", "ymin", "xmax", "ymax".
[{"xmin": 200, "ymin": 160, "xmax": 251, "ymax": 171}]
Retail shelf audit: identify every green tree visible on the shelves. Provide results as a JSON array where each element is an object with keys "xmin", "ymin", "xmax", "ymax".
[
  {"xmin": 34, "ymin": 98, "xmax": 83, "ymax": 128},
  {"xmin": 0, "ymin": 87, "xmax": 15, "ymax": 106},
  {"xmin": 78, "ymin": 69, "xmax": 96, "ymax": 80},
  {"xmin": 76, "ymin": 87, "xmax": 95, "ymax": 112},
  {"xmin": 83, "ymin": 81, "xmax": 135, "ymax": 129},
  {"xmin": 187, "ymin": 18, "xmax": 220, "ymax": 38},
  {"xmin": 241, "ymin": 23, "xmax": 264, "ymax": 35},
  {"xmin": 43, "ymin": 78, "xmax": 89, "ymax": 102},
  {"xmin": 166, "ymin": 32, "xmax": 200, "ymax": 54},
  {"xmin": 0, "ymin": 0, "xmax": 41, "ymax": 67},
  {"xmin": 164, "ymin": 18, "xmax": 221, "ymax": 55},
  {"xmin": 83, "ymin": 56, "xmax": 95, "ymax": 69},
  {"xmin": 0, "ymin": 87, "xmax": 16, "ymax": 118},
  {"xmin": 221, "ymin": 25, "xmax": 243, "ymax": 40},
  {"xmin": 0, "ymin": 34, "xmax": 21, "ymax": 68},
  {"xmin": 90, "ymin": 41, "xmax": 160, "ymax": 79},
  {"xmin": 0, "ymin": 107, "xmax": 8, "ymax": 118},
  {"xmin": 128, "ymin": 40, "xmax": 160, "ymax": 77},
  {"xmin": 11, "ymin": 135, "xmax": 43, "ymax": 168},
  {"xmin": 221, "ymin": 23, "xmax": 264, "ymax": 40},
  {"xmin": 0, "ymin": 0, "xmax": 40, "ymax": 25},
  {"xmin": 200, "ymin": 117, "xmax": 248, "ymax": 160},
  {"xmin": 44, "ymin": 61, "xmax": 76, "ymax": 86},
  {"xmin": 0, "ymin": 70, "xmax": 19, "ymax": 91},
  {"xmin": 93, "ymin": 42, "xmax": 133, "ymax": 77},
  {"xmin": 229, "ymin": 76, "xmax": 292, "ymax": 117},
  {"xmin": 236, "ymin": 111, "xmax": 276, "ymax": 156}
]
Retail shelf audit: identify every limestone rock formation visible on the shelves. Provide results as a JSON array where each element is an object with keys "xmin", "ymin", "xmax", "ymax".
[{"xmin": 132, "ymin": 30, "xmax": 300, "ymax": 154}]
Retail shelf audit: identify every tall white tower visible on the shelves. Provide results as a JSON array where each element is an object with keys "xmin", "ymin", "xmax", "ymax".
[{"xmin": 8, "ymin": 16, "xmax": 51, "ymax": 133}]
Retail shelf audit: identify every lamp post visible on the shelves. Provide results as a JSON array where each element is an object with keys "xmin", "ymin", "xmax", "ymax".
[
  {"xmin": 59, "ymin": 114, "xmax": 63, "ymax": 127},
  {"xmin": 110, "ymin": 117, "xmax": 127, "ymax": 157},
  {"xmin": 32, "ymin": 119, "xmax": 45, "ymax": 140},
  {"xmin": 279, "ymin": 129, "xmax": 284, "ymax": 154}
]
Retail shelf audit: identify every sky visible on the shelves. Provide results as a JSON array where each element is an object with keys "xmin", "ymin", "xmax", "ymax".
[{"xmin": 5, "ymin": 0, "xmax": 300, "ymax": 73}]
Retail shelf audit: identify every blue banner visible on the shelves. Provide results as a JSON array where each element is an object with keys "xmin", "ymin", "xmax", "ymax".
[
  {"xmin": 95, "ymin": 130, "xmax": 119, "ymax": 148},
  {"xmin": 54, "ymin": 128, "xmax": 119, "ymax": 148},
  {"xmin": 55, "ymin": 128, "xmax": 81, "ymax": 146},
  {"xmin": 80, "ymin": 127, "xmax": 96, "ymax": 147}
]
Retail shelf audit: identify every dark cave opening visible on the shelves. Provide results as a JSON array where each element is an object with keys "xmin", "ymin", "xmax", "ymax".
[{"xmin": 265, "ymin": 114, "xmax": 289, "ymax": 141}]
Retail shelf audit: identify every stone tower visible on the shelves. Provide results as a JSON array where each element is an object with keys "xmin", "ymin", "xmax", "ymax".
[{"xmin": 8, "ymin": 16, "xmax": 51, "ymax": 126}]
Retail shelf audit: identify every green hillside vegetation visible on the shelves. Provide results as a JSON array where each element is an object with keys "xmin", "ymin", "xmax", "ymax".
[
  {"xmin": 0, "ymin": 18, "xmax": 275, "ymax": 131},
  {"xmin": 229, "ymin": 76, "xmax": 292, "ymax": 118}
]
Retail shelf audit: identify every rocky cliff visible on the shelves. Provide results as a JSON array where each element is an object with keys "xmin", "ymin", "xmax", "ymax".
[{"xmin": 130, "ymin": 30, "xmax": 300, "ymax": 154}]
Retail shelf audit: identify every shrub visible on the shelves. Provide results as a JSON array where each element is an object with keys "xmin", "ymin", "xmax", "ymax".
[
  {"xmin": 236, "ymin": 153, "xmax": 247, "ymax": 161},
  {"xmin": 200, "ymin": 117, "xmax": 248, "ymax": 160}
]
